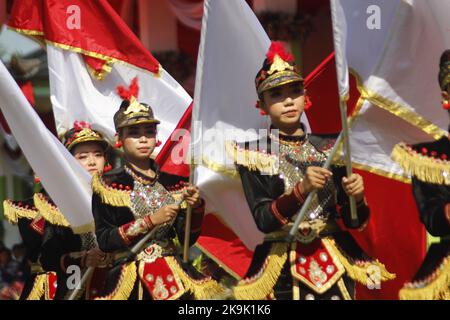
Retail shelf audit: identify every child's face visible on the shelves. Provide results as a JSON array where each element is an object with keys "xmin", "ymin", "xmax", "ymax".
[
  {"xmin": 72, "ymin": 142, "xmax": 106, "ymax": 176},
  {"xmin": 261, "ymin": 82, "xmax": 305, "ymax": 130},
  {"xmin": 120, "ymin": 123, "xmax": 157, "ymax": 162}
]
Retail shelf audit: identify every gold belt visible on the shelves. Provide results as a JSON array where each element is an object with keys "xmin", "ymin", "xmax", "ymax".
[
  {"xmin": 266, "ymin": 219, "xmax": 342, "ymax": 244},
  {"xmin": 112, "ymin": 240, "xmax": 177, "ymax": 264}
]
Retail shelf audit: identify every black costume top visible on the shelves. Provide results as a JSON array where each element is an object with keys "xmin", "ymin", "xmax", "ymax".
[
  {"xmin": 36, "ymin": 191, "xmax": 105, "ymax": 300},
  {"xmin": 393, "ymin": 134, "xmax": 450, "ymax": 300},
  {"xmin": 3, "ymin": 197, "xmax": 54, "ymax": 300},
  {"xmin": 230, "ymin": 131, "xmax": 395, "ymax": 300},
  {"xmin": 91, "ymin": 160, "xmax": 223, "ymax": 300}
]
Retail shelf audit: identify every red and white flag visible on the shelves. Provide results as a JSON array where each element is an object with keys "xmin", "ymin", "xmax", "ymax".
[
  {"xmin": 330, "ymin": 0, "xmax": 450, "ymax": 299},
  {"xmin": 8, "ymin": 0, "xmax": 192, "ymax": 149},
  {"xmin": 192, "ymin": 0, "xmax": 310, "ymax": 277},
  {"xmin": 6, "ymin": 0, "xmax": 192, "ymax": 232}
]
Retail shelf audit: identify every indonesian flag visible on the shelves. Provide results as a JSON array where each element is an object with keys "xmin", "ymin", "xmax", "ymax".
[
  {"xmin": 193, "ymin": 0, "xmax": 345, "ymax": 278},
  {"xmin": 8, "ymin": 0, "xmax": 192, "ymax": 149},
  {"xmin": 330, "ymin": 0, "xmax": 450, "ymax": 299},
  {"xmin": 6, "ymin": 0, "xmax": 191, "ymax": 232}
]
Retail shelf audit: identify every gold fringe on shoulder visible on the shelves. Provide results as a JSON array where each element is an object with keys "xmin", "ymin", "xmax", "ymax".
[
  {"xmin": 225, "ymin": 141, "xmax": 279, "ymax": 175},
  {"xmin": 233, "ymin": 243, "xmax": 289, "ymax": 300},
  {"xmin": 324, "ymin": 238, "xmax": 396, "ymax": 285},
  {"xmin": 33, "ymin": 193, "xmax": 70, "ymax": 227},
  {"xmin": 92, "ymin": 173, "xmax": 131, "ymax": 207},
  {"xmin": 2, "ymin": 200, "xmax": 38, "ymax": 224},
  {"xmin": 165, "ymin": 257, "xmax": 226, "ymax": 300},
  {"xmin": 25, "ymin": 274, "xmax": 47, "ymax": 300},
  {"xmin": 391, "ymin": 143, "xmax": 450, "ymax": 185},
  {"xmin": 95, "ymin": 262, "xmax": 138, "ymax": 300},
  {"xmin": 399, "ymin": 256, "xmax": 450, "ymax": 300}
]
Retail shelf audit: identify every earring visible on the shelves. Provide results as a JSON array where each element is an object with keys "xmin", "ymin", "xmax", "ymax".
[
  {"xmin": 114, "ymin": 141, "xmax": 123, "ymax": 148},
  {"xmin": 304, "ymin": 96, "xmax": 313, "ymax": 111},
  {"xmin": 103, "ymin": 164, "xmax": 113, "ymax": 172},
  {"xmin": 156, "ymin": 140, "xmax": 162, "ymax": 147},
  {"xmin": 255, "ymin": 100, "xmax": 267, "ymax": 116},
  {"xmin": 442, "ymin": 99, "xmax": 450, "ymax": 110}
]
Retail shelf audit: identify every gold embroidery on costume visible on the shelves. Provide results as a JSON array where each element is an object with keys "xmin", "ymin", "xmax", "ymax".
[
  {"xmin": 2, "ymin": 200, "xmax": 38, "ymax": 224},
  {"xmin": 33, "ymin": 193, "xmax": 70, "ymax": 227}
]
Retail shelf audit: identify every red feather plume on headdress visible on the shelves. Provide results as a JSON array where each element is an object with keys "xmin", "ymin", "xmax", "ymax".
[
  {"xmin": 266, "ymin": 41, "xmax": 294, "ymax": 64},
  {"xmin": 73, "ymin": 120, "xmax": 91, "ymax": 131},
  {"xmin": 116, "ymin": 77, "xmax": 139, "ymax": 101}
]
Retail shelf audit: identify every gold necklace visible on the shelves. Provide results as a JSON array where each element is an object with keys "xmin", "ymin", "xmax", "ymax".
[
  {"xmin": 124, "ymin": 165, "xmax": 157, "ymax": 185},
  {"xmin": 270, "ymin": 133, "xmax": 307, "ymax": 147}
]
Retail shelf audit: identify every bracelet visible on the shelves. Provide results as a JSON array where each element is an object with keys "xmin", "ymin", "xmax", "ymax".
[
  {"xmin": 143, "ymin": 215, "xmax": 155, "ymax": 230},
  {"xmin": 445, "ymin": 203, "xmax": 450, "ymax": 225},
  {"xmin": 293, "ymin": 182, "xmax": 306, "ymax": 203}
]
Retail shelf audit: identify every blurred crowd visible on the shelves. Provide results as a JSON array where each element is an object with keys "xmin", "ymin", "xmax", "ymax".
[{"xmin": 0, "ymin": 242, "xmax": 27, "ymax": 300}]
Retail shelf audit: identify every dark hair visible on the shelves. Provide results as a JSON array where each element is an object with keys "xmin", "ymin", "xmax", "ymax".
[
  {"xmin": 12, "ymin": 243, "xmax": 25, "ymax": 251},
  {"xmin": 439, "ymin": 50, "xmax": 450, "ymax": 91},
  {"xmin": 0, "ymin": 247, "xmax": 11, "ymax": 256}
]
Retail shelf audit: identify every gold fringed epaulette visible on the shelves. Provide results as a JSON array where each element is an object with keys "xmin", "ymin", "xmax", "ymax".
[
  {"xmin": 225, "ymin": 141, "xmax": 279, "ymax": 175},
  {"xmin": 399, "ymin": 256, "xmax": 450, "ymax": 300},
  {"xmin": 323, "ymin": 238, "xmax": 396, "ymax": 285},
  {"xmin": 2, "ymin": 200, "xmax": 38, "ymax": 224},
  {"xmin": 95, "ymin": 262, "xmax": 138, "ymax": 300},
  {"xmin": 92, "ymin": 173, "xmax": 131, "ymax": 207},
  {"xmin": 392, "ymin": 143, "xmax": 450, "ymax": 185},
  {"xmin": 33, "ymin": 193, "xmax": 70, "ymax": 227},
  {"xmin": 25, "ymin": 274, "xmax": 47, "ymax": 300},
  {"xmin": 233, "ymin": 242, "xmax": 289, "ymax": 300},
  {"xmin": 165, "ymin": 257, "xmax": 226, "ymax": 300}
]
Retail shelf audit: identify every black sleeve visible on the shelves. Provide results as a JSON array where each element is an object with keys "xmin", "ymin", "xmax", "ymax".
[
  {"xmin": 173, "ymin": 209, "xmax": 201, "ymax": 247},
  {"xmin": 17, "ymin": 218, "xmax": 42, "ymax": 262},
  {"xmin": 237, "ymin": 165, "xmax": 290, "ymax": 233},
  {"xmin": 40, "ymin": 224, "xmax": 81, "ymax": 273},
  {"xmin": 412, "ymin": 177, "xmax": 450, "ymax": 237},
  {"xmin": 92, "ymin": 193, "xmax": 133, "ymax": 252},
  {"xmin": 332, "ymin": 166, "xmax": 370, "ymax": 229}
]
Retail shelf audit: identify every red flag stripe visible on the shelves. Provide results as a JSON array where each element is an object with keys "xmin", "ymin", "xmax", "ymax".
[{"xmin": 8, "ymin": 0, "xmax": 160, "ymax": 74}]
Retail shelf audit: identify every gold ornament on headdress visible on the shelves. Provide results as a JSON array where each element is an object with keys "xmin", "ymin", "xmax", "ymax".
[
  {"xmin": 65, "ymin": 126, "xmax": 105, "ymax": 151},
  {"xmin": 76, "ymin": 128, "xmax": 101, "ymax": 139},
  {"xmin": 267, "ymin": 54, "xmax": 294, "ymax": 75},
  {"xmin": 123, "ymin": 97, "xmax": 149, "ymax": 115}
]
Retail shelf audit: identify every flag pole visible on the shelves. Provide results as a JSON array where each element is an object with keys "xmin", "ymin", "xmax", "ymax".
[
  {"xmin": 283, "ymin": 0, "xmax": 359, "ymax": 242},
  {"xmin": 182, "ymin": 159, "xmax": 195, "ymax": 263},
  {"xmin": 329, "ymin": 0, "xmax": 359, "ymax": 227},
  {"xmin": 282, "ymin": 134, "xmax": 343, "ymax": 242},
  {"xmin": 183, "ymin": 0, "xmax": 210, "ymax": 262}
]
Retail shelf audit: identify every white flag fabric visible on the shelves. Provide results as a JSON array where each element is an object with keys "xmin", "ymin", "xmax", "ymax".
[
  {"xmin": 193, "ymin": 0, "xmax": 268, "ymax": 249},
  {"xmin": 332, "ymin": 0, "xmax": 449, "ymax": 179},
  {"xmin": 48, "ymin": 45, "xmax": 192, "ymax": 150},
  {"xmin": 0, "ymin": 61, "xmax": 93, "ymax": 233},
  {"xmin": 193, "ymin": 0, "xmax": 309, "ymax": 249},
  {"xmin": 330, "ymin": 0, "xmax": 349, "ymax": 99}
]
